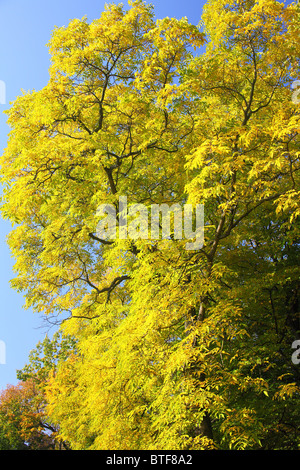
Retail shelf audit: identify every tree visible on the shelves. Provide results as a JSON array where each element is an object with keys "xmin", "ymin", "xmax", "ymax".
[
  {"xmin": 0, "ymin": 0, "xmax": 299, "ymax": 450},
  {"xmin": 0, "ymin": 332, "xmax": 75, "ymax": 450},
  {"xmin": 0, "ymin": 380, "xmax": 56, "ymax": 449},
  {"xmin": 17, "ymin": 330, "xmax": 77, "ymax": 385}
]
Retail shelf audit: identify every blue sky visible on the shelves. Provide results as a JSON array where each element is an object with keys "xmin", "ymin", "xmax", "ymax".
[{"xmin": 0, "ymin": 0, "xmax": 207, "ymax": 390}]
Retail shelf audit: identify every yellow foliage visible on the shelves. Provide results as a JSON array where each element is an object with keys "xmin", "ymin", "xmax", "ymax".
[{"xmin": 1, "ymin": 0, "xmax": 300, "ymax": 451}]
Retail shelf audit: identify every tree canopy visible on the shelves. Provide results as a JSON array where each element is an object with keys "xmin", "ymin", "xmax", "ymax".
[{"xmin": 0, "ymin": 0, "xmax": 299, "ymax": 450}]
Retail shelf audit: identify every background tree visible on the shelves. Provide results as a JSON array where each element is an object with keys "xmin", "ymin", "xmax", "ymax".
[
  {"xmin": 0, "ymin": 380, "xmax": 56, "ymax": 450},
  {"xmin": 0, "ymin": 0, "xmax": 299, "ymax": 450},
  {"xmin": 0, "ymin": 332, "xmax": 75, "ymax": 450}
]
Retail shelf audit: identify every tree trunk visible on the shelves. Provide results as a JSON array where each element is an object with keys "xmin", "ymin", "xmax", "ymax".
[{"xmin": 185, "ymin": 304, "xmax": 214, "ymax": 443}]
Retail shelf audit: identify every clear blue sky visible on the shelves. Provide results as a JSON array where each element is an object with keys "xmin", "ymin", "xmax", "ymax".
[{"xmin": 0, "ymin": 0, "xmax": 207, "ymax": 391}]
